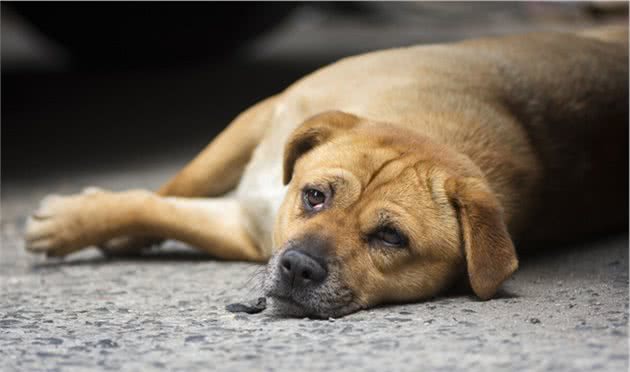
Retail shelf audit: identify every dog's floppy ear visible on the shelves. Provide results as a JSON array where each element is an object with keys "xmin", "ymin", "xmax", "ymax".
[
  {"xmin": 445, "ymin": 177, "xmax": 518, "ymax": 300},
  {"xmin": 283, "ymin": 110, "xmax": 360, "ymax": 184}
]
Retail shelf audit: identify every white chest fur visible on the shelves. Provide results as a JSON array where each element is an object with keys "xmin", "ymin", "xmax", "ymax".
[{"xmin": 234, "ymin": 102, "xmax": 299, "ymax": 257}]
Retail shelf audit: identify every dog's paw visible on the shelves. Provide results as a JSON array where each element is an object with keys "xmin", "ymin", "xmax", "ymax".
[{"xmin": 24, "ymin": 188, "xmax": 109, "ymax": 257}]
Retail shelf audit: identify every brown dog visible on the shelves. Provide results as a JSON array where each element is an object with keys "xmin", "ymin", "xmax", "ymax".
[{"xmin": 24, "ymin": 27, "xmax": 628, "ymax": 317}]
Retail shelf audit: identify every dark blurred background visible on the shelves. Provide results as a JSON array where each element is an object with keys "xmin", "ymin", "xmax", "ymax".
[{"xmin": 2, "ymin": 2, "xmax": 628, "ymax": 184}]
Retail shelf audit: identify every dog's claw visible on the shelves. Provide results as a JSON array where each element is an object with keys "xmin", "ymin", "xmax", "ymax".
[{"xmin": 23, "ymin": 188, "xmax": 109, "ymax": 257}]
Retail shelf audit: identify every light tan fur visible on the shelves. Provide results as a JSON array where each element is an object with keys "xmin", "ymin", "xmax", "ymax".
[{"xmin": 25, "ymin": 27, "xmax": 628, "ymax": 316}]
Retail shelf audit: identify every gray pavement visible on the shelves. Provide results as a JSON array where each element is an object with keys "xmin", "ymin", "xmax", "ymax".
[
  {"xmin": 1, "ymin": 159, "xmax": 628, "ymax": 372},
  {"xmin": 2, "ymin": 3, "xmax": 628, "ymax": 371}
]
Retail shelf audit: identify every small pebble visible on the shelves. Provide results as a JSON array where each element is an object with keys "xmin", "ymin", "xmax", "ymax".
[
  {"xmin": 226, "ymin": 297, "xmax": 267, "ymax": 314},
  {"xmin": 185, "ymin": 335, "xmax": 206, "ymax": 343},
  {"xmin": 97, "ymin": 339, "xmax": 119, "ymax": 348}
]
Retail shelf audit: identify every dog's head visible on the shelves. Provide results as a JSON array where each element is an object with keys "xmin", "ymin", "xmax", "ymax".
[{"xmin": 264, "ymin": 111, "xmax": 518, "ymax": 317}]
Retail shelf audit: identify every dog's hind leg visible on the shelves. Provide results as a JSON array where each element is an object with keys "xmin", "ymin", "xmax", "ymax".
[
  {"xmin": 100, "ymin": 95, "xmax": 279, "ymax": 255},
  {"xmin": 25, "ymin": 188, "xmax": 265, "ymax": 262}
]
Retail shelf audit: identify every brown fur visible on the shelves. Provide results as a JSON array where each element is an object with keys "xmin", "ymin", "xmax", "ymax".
[{"xmin": 25, "ymin": 27, "xmax": 628, "ymax": 316}]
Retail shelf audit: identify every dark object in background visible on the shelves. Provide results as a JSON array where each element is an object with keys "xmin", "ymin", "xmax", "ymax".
[
  {"xmin": 9, "ymin": 2, "xmax": 297, "ymax": 68},
  {"xmin": 226, "ymin": 297, "xmax": 267, "ymax": 314},
  {"xmin": 4, "ymin": 2, "xmax": 625, "ymax": 180}
]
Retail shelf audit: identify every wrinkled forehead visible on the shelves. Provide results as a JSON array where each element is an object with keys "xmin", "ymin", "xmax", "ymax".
[
  {"xmin": 297, "ymin": 135, "xmax": 395, "ymax": 175},
  {"xmin": 296, "ymin": 138, "xmax": 432, "ymax": 204}
]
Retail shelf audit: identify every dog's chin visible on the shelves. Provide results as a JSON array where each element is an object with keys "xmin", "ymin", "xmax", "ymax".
[{"xmin": 266, "ymin": 294, "xmax": 362, "ymax": 319}]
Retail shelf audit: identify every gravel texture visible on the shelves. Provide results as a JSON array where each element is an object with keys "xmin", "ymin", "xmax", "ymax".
[{"xmin": 1, "ymin": 164, "xmax": 628, "ymax": 372}]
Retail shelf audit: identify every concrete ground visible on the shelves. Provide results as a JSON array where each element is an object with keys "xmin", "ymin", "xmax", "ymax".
[
  {"xmin": 2, "ymin": 3, "xmax": 628, "ymax": 371},
  {"xmin": 1, "ymin": 170, "xmax": 628, "ymax": 371}
]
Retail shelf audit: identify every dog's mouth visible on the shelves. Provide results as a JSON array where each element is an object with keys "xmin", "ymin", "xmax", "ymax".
[
  {"xmin": 264, "ymin": 290, "xmax": 311, "ymax": 316},
  {"xmin": 266, "ymin": 293, "xmax": 308, "ymax": 314},
  {"xmin": 265, "ymin": 290, "xmax": 362, "ymax": 318},
  {"xmin": 269, "ymin": 294, "xmax": 302, "ymax": 308}
]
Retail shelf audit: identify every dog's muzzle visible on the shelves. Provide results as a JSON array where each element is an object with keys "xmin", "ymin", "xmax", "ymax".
[{"xmin": 263, "ymin": 236, "xmax": 361, "ymax": 318}]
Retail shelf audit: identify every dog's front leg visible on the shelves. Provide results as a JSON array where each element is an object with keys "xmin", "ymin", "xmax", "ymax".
[
  {"xmin": 100, "ymin": 95, "xmax": 279, "ymax": 255},
  {"xmin": 24, "ymin": 188, "xmax": 264, "ymax": 261}
]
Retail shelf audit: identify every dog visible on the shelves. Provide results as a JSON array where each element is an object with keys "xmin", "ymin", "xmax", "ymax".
[{"xmin": 24, "ymin": 27, "xmax": 628, "ymax": 318}]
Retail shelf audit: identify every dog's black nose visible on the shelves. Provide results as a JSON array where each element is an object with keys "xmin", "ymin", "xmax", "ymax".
[{"xmin": 279, "ymin": 250, "xmax": 327, "ymax": 287}]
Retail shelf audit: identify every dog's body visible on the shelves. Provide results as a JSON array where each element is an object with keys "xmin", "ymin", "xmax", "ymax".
[{"xmin": 25, "ymin": 27, "xmax": 628, "ymax": 317}]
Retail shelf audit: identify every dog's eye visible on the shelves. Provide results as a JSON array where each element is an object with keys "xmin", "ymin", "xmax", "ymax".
[
  {"xmin": 375, "ymin": 228, "xmax": 405, "ymax": 247},
  {"xmin": 303, "ymin": 188, "xmax": 326, "ymax": 211}
]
